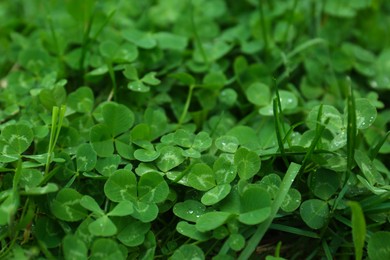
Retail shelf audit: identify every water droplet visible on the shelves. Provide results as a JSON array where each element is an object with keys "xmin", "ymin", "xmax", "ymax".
[{"xmin": 369, "ymin": 80, "xmax": 378, "ymax": 89}]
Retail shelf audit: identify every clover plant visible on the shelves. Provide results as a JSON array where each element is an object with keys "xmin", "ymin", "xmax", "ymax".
[{"xmin": 1, "ymin": 0, "xmax": 390, "ymax": 259}]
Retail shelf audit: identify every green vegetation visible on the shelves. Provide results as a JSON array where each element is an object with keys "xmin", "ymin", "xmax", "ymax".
[{"xmin": 1, "ymin": 0, "xmax": 390, "ymax": 259}]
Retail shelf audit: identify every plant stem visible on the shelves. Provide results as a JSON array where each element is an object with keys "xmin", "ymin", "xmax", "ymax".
[
  {"xmin": 45, "ymin": 105, "xmax": 66, "ymax": 175},
  {"xmin": 107, "ymin": 62, "xmax": 117, "ymax": 101},
  {"xmin": 258, "ymin": 0, "xmax": 268, "ymax": 52},
  {"xmin": 178, "ymin": 85, "xmax": 194, "ymax": 126},
  {"xmin": 332, "ymin": 81, "xmax": 356, "ymax": 211},
  {"xmin": 189, "ymin": 0, "xmax": 210, "ymax": 68},
  {"xmin": 79, "ymin": 11, "xmax": 95, "ymax": 82},
  {"xmin": 273, "ymin": 97, "xmax": 289, "ymax": 168},
  {"xmin": 282, "ymin": 0, "xmax": 299, "ymax": 50}
]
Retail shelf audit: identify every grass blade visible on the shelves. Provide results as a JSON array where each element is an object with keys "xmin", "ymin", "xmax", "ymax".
[
  {"xmin": 45, "ymin": 105, "xmax": 66, "ymax": 175},
  {"xmin": 322, "ymin": 240, "xmax": 333, "ymax": 260},
  {"xmin": 270, "ymin": 224, "xmax": 319, "ymax": 239},
  {"xmin": 369, "ymin": 131, "xmax": 390, "ymax": 160},
  {"xmin": 273, "ymin": 97, "xmax": 289, "ymax": 168},
  {"xmin": 333, "ymin": 81, "xmax": 356, "ymax": 211},
  {"xmin": 346, "ymin": 81, "xmax": 356, "ymax": 175},
  {"xmin": 347, "ymin": 201, "xmax": 366, "ymax": 260},
  {"xmin": 301, "ymin": 106, "xmax": 329, "ymax": 171}
]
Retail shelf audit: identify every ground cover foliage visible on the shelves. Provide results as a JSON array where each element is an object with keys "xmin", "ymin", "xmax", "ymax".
[{"xmin": 1, "ymin": 0, "xmax": 390, "ymax": 259}]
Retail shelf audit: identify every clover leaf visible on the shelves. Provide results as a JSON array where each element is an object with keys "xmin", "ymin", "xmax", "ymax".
[
  {"xmin": 104, "ymin": 170, "xmax": 168, "ymax": 222},
  {"xmin": 63, "ymin": 234, "xmax": 88, "ymax": 260},
  {"xmin": 368, "ymin": 232, "xmax": 390, "ymax": 260},
  {"xmin": 117, "ymin": 220, "xmax": 150, "ymax": 247},
  {"xmin": 173, "ymin": 200, "xmax": 207, "ymax": 222},
  {"xmin": 90, "ymin": 238, "xmax": 126, "ymax": 260},
  {"xmin": 131, "ymin": 201, "xmax": 159, "ymax": 222},
  {"xmin": 238, "ymin": 186, "xmax": 271, "ymax": 225},
  {"xmin": 234, "ymin": 147, "xmax": 261, "ymax": 180},
  {"xmin": 309, "ymin": 168, "xmax": 340, "ymax": 200},
  {"xmin": 67, "ymin": 87, "xmax": 94, "ymax": 114},
  {"xmin": 107, "ymin": 200, "xmax": 134, "ymax": 216},
  {"xmin": 245, "ymin": 82, "xmax": 271, "ymax": 107},
  {"xmin": 88, "ymin": 215, "xmax": 117, "ymax": 237},
  {"xmin": 123, "ymin": 28, "xmax": 157, "ymax": 49},
  {"xmin": 101, "ymin": 102, "xmax": 135, "ymax": 137},
  {"xmin": 50, "ymin": 188, "xmax": 88, "ymax": 222},
  {"xmin": 76, "ymin": 143, "xmax": 97, "ymax": 172},
  {"xmin": 155, "ymin": 32, "xmax": 188, "ymax": 51},
  {"xmin": 138, "ymin": 171, "xmax": 169, "ymax": 203},
  {"xmin": 300, "ymin": 199, "xmax": 329, "ymax": 229},
  {"xmin": 188, "ymin": 163, "xmax": 215, "ymax": 191},
  {"xmin": 354, "ymin": 98, "xmax": 377, "ymax": 129},
  {"xmin": 215, "ymin": 136, "xmax": 239, "ymax": 153},
  {"xmin": 226, "ymin": 126, "xmax": 261, "ymax": 151},
  {"xmin": 95, "ymin": 155, "xmax": 121, "ymax": 177},
  {"xmin": 201, "ymin": 184, "xmax": 231, "ymax": 206},
  {"xmin": 196, "ymin": 211, "xmax": 232, "ymax": 232},
  {"xmin": 354, "ymin": 149, "xmax": 384, "ymax": 186},
  {"xmin": 1, "ymin": 123, "xmax": 33, "ymax": 155},
  {"xmin": 90, "ymin": 102, "xmax": 135, "ymax": 157},
  {"xmin": 176, "ymin": 221, "xmax": 211, "ymax": 241},
  {"xmin": 227, "ymin": 233, "xmax": 246, "ymax": 251},
  {"xmin": 171, "ymin": 244, "xmax": 205, "ymax": 260},
  {"xmin": 104, "ymin": 170, "xmax": 137, "ymax": 202},
  {"xmin": 156, "ymin": 146, "xmax": 184, "ymax": 172}
]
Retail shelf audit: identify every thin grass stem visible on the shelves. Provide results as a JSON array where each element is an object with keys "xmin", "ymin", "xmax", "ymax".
[
  {"xmin": 178, "ymin": 85, "xmax": 195, "ymax": 126},
  {"xmin": 273, "ymin": 97, "xmax": 289, "ymax": 168}
]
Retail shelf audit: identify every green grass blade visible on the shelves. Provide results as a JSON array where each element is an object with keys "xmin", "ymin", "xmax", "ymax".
[
  {"xmin": 286, "ymin": 38, "xmax": 326, "ymax": 60},
  {"xmin": 346, "ymin": 81, "xmax": 356, "ymax": 174},
  {"xmin": 45, "ymin": 106, "xmax": 59, "ymax": 175},
  {"xmin": 369, "ymin": 131, "xmax": 390, "ymax": 160},
  {"xmin": 347, "ymin": 201, "xmax": 366, "ymax": 260},
  {"xmin": 270, "ymin": 223, "xmax": 319, "ymax": 238},
  {"xmin": 258, "ymin": 0, "xmax": 268, "ymax": 52},
  {"xmin": 189, "ymin": 0, "xmax": 209, "ymax": 67},
  {"xmin": 178, "ymin": 85, "xmax": 195, "ymax": 126},
  {"xmin": 45, "ymin": 105, "xmax": 66, "ymax": 175},
  {"xmin": 273, "ymin": 97, "xmax": 289, "ymax": 167},
  {"xmin": 53, "ymin": 105, "xmax": 66, "ymax": 149},
  {"xmin": 315, "ymin": 104, "xmax": 324, "ymax": 148},
  {"xmin": 322, "ymin": 240, "xmax": 333, "ymax": 260},
  {"xmin": 333, "ymin": 82, "xmax": 356, "ymax": 211},
  {"xmin": 107, "ymin": 62, "xmax": 117, "ymax": 101},
  {"xmin": 282, "ymin": 0, "xmax": 299, "ymax": 50},
  {"xmin": 79, "ymin": 11, "xmax": 95, "ymax": 72},
  {"xmin": 301, "ymin": 110, "xmax": 329, "ymax": 170}
]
